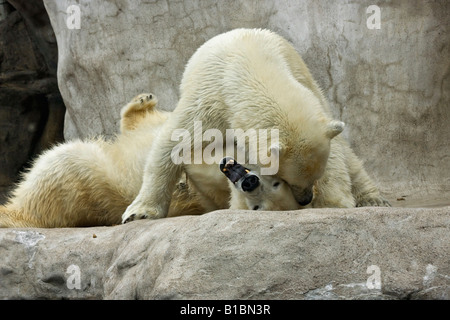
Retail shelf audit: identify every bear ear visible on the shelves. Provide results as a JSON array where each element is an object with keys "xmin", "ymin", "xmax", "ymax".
[
  {"xmin": 269, "ymin": 142, "xmax": 283, "ymax": 156},
  {"xmin": 325, "ymin": 120, "xmax": 345, "ymax": 139}
]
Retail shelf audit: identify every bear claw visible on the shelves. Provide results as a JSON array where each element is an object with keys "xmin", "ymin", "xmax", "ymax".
[
  {"xmin": 123, "ymin": 214, "xmax": 135, "ymax": 224},
  {"xmin": 356, "ymin": 196, "xmax": 391, "ymax": 208},
  {"xmin": 123, "ymin": 213, "xmax": 150, "ymax": 224}
]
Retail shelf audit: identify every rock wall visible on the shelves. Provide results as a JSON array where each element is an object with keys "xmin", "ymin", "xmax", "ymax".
[
  {"xmin": 0, "ymin": 208, "xmax": 449, "ymax": 299},
  {"xmin": 42, "ymin": 0, "xmax": 450, "ymax": 202},
  {"xmin": 0, "ymin": 0, "xmax": 65, "ymax": 203}
]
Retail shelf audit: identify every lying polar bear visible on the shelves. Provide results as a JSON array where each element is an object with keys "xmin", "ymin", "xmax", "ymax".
[{"xmin": 0, "ymin": 93, "xmax": 298, "ymax": 228}]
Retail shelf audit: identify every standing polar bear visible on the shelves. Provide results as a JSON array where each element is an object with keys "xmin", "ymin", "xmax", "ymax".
[{"xmin": 122, "ymin": 28, "xmax": 389, "ymax": 223}]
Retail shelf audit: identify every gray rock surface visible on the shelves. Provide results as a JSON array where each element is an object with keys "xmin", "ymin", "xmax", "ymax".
[{"xmin": 0, "ymin": 207, "xmax": 449, "ymax": 299}]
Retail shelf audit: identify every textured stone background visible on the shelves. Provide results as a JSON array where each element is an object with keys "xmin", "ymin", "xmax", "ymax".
[
  {"xmin": 42, "ymin": 0, "xmax": 450, "ymax": 204},
  {"xmin": 0, "ymin": 0, "xmax": 65, "ymax": 203}
]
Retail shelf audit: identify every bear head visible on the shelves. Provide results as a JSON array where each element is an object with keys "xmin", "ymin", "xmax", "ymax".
[{"xmin": 273, "ymin": 119, "xmax": 345, "ymax": 206}]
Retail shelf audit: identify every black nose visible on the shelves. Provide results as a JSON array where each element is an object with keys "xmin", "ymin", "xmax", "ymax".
[
  {"xmin": 297, "ymin": 189, "xmax": 313, "ymax": 206},
  {"xmin": 298, "ymin": 197, "xmax": 312, "ymax": 206},
  {"xmin": 241, "ymin": 174, "xmax": 260, "ymax": 192}
]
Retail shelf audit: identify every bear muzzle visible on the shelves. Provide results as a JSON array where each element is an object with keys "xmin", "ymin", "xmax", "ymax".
[
  {"xmin": 219, "ymin": 157, "xmax": 260, "ymax": 192},
  {"xmin": 293, "ymin": 186, "xmax": 314, "ymax": 206}
]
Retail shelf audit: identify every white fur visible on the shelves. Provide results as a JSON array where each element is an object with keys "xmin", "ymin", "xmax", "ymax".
[
  {"xmin": 122, "ymin": 28, "xmax": 390, "ymax": 223},
  {"xmin": 0, "ymin": 92, "xmax": 302, "ymax": 228}
]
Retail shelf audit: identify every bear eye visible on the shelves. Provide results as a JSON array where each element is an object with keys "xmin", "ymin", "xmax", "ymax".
[
  {"xmin": 273, "ymin": 182, "xmax": 280, "ymax": 188},
  {"xmin": 253, "ymin": 205, "xmax": 259, "ymax": 210}
]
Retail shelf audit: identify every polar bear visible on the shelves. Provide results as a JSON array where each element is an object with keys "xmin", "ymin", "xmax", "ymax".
[
  {"xmin": 0, "ymin": 94, "xmax": 203, "ymax": 228},
  {"xmin": 0, "ymin": 93, "xmax": 299, "ymax": 228},
  {"xmin": 122, "ymin": 28, "xmax": 389, "ymax": 223}
]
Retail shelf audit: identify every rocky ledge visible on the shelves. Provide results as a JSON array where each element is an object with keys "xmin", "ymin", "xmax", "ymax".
[{"xmin": 0, "ymin": 206, "xmax": 448, "ymax": 299}]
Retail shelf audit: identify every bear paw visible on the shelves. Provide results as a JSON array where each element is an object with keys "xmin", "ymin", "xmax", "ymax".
[
  {"xmin": 120, "ymin": 93, "xmax": 158, "ymax": 118},
  {"xmin": 356, "ymin": 195, "xmax": 391, "ymax": 207},
  {"xmin": 121, "ymin": 201, "xmax": 163, "ymax": 224},
  {"xmin": 133, "ymin": 93, "xmax": 157, "ymax": 110}
]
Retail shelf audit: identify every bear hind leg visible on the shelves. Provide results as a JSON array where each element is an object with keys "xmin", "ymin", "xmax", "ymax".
[
  {"xmin": 120, "ymin": 93, "xmax": 158, "ymax": 132},
  {"xmin": 347, "ymin": 150, "xmax": 391, "ymax": 207}
]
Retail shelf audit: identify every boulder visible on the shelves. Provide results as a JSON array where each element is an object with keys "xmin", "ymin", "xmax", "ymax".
[{"xmin": 0, "ymin": 207, "xmax": 449, "ymax": 299}]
